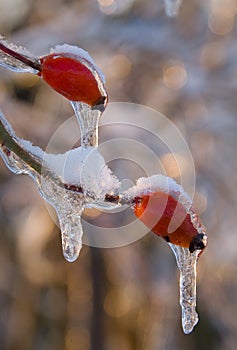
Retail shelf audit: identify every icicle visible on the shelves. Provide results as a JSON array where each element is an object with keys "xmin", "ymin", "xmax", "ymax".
[
  {"xmin": 71, "ymin": 102, "xmax": 101, "ymax": 147},
  {"xmin": 38, "ymin": 173, "xmax": 86, "ymax": 262},
  {"xmin": 169, "ymin": 244, "xmax": 199, "ymax": 334},
  {"xmin": 0, "ymin": 111, "xmax": 120, "ymax": 261},
  {"xmin": 164, "ymin": 0, "xmax": 182, "ymax": 17},
  {"xmin": 56, "ymin": 208, "xmax": 84, "ymax": 262}
]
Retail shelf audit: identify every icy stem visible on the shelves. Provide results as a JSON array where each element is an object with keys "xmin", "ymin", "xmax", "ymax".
[
  {"xmin": 0, "ymin": 37, "xmax": 40, "ymax": 73},
  {"xmin": 71, "ymin": 102, "xmax": 101, "ymax": 147},
  {"xmin": 0, "ymin": 110, "xmax": 120, "ymax": 261},
  {"xmin": 164, "ymin": 0, "xmax": 182, "ymax": 17},
  {"xmin": 169, "ymin": 244, "xmax": 200, "ymax": 334}
]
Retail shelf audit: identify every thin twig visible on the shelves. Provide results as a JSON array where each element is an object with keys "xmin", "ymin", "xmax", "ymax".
[
  {"xmin": 0, "ymin": 118, "xmax": 42, "ymax": 174},
  {"xmin": 0, "ymin": 42, "xmax": 42, "ymax": 72}
]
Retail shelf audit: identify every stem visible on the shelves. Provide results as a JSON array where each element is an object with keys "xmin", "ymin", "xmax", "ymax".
[
  {"xmin": 0, "ymin": 118, "xmax": 42, "ymax": 174},
  {"xmin": 0, "ymin": 42, "xmax": 42, "ymax": 72},
  {"xmin": 0, "ymin": 113, "xmax": 127, "ymax": 206}
]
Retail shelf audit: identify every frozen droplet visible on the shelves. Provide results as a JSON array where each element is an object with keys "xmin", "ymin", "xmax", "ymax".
[
  {"xmin": 164, "ymin": 0, "xmax": 182, "ymax": 17},
  {"xmin": 169, "ymin": 243, "xmax": 199, "ymax": 334},
  {"xmin": 57, "ymin": 208, "xmax": 84, "ymax": 262},
  {"xmin": 0, "ymin": 37, "xmax": 40, "ymax": 73}
]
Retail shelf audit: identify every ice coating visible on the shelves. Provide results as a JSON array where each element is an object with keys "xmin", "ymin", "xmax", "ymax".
[
  {"xmin": 0, "ymin": 37, "xmax": 40, "ymax": 73},
  {"xmin": 0, "ymin": 39, "xmax": 107, "ymax": 107},
  {"xmin": 58, "ymin": 207, "xmax": 84, "ymax": 262},
  {"xmin": 0, "ymin": 35, "xmax": 207, "ymax": 333},
  {"xmin": 164, "ymin": 0, "xmax": 182, "ymax": 17},
  {"xmin": 0, "ymin": 110, "xmax": 120, "ymax": 261},
  {"xmin": 40, "ymin": 175, "xmax": 85, "ymax": 262},
  {"xmin": 125, "ymin": 173, "xmax": 206, "ymax": 333},
  {"xmin": 71, "ymin": 102, "xmax": 101, "ymax": 147},
  {"xmin": 50, "ymin": 44, "xmax": 106, "ymax": 84},
  {"xmin": 169, "ymin": 244, "xmax": 200, "ymax": 334},
  {"xmin": 0, "ymin": 109, "xmax": 206, "ymax": 330},
  {"xmin": 1, "ymin": 145, "xmax": 83, "ymax": 262},
  {"xmin": 19, "ymin": 139, "xmax": 120, "ymax": 197}
]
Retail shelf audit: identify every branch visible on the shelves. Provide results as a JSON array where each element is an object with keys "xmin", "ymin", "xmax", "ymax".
[
  {"xmin": 0, "ymin": 111, "xmax": 127, "ymax": 206},
  {"xmin": 0, "ymin": 117, "xmax": 42, "ymax": 174}
]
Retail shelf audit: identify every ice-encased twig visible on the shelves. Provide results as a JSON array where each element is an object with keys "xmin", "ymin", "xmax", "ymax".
[
  {"xmin": 0, "ymin": 110, "xmax": 120, "ymax": 261},
  {"xmin": 0, "ymin": 37, "xmax": 41, "ymax": 73},
  {"xmin": 169, "ymin": 243, "xmax": 199, "ymax": 334}
]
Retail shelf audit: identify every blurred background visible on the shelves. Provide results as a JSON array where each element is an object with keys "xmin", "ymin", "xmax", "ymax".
[{"xmin": 0, "ymin": 0, "xmax": 237, "ymax": 349}]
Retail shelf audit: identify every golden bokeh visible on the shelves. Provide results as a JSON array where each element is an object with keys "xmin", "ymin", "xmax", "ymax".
[
  {"xmin": 163, "ymin": 61, "xmax": 187, "ymax": 90},
  {"xmin": 208, "ymin": 10, "xmax": 235, "ymax": 35}
]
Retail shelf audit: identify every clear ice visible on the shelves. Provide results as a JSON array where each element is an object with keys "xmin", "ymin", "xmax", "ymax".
[
  {"xmin": 0, "ymin": 107, "xmax": 119, "ymax": 262},
  {"xmin": 0, "ymin": 37, "xmax": 40, "ymax": 74},
  {"xmin": 0, "ymin": 107, "xmax": 203, "ymax": 331},
  {"xmin": 164, "ymin": 0, "xmax": 182, "ymax": 17},
  {"xmin": 0, "ymin": 40, "xmax": 117, "ymax": 262},
  {"xmin": 169, "ymin": 244, "xmax": 200, "ymax": 334},
  {"xmin": 0, "ymin": 39, "xmax": 205, "ymax": 333},
  {"xmin": 71, "ymin": 102, "xmax": 101, "ymax": 147}
]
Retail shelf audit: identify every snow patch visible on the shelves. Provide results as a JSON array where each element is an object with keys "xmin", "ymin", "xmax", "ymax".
[{"xmin": 124, "ymin": 174, "xmax": 191, "ymax": 203}]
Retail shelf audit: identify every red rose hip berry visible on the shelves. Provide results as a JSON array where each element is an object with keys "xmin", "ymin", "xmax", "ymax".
[
  {"xmin": 39, "ymin": 53, "xmax": 106, "ymax": 107},
  {"xmin": 133, "ymin": 190, "xmax": 207, "ymax": 253}
]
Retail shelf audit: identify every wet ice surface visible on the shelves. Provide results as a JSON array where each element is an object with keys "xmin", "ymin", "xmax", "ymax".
[
  {"xmin": 169, "ymin": 244, "xmax": 200, "ymax": 334},
  {"xmin": 40, "ymin": 175, "xmax": 85, "ymax": 262},
  {"xmin": 71, "ymin": 102, "xmax": 101, "ymax": 147},
  {"xmin": 0, "ymin": 108, "xmax": 204, "ymax": 331},
  {"xmin": 123, "ymin": 174, "xmax": 205, "ymax": 333},
  {"xmin": 0, "ymin": 109, "xmax": 120, "ymax": 262},
  {"xmin": 164, "ymin": 0, "xmax": 182, "ymax": 17},
  {"xmin": 0, "ymin": 37, "xmax": 205, "ymax": 330}
]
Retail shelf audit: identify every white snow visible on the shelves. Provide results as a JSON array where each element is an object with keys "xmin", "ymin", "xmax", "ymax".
[
  {"xmin": 43, "ymin": 146, "xmax": 120, "ymax": 196},
  {"xmin": 19, "ymin": 138, "xmax": 120, "ymax": 196},
  {"xmin": 19, "ymin": 139, "xmax": 45, "ymax": 158},
  {"xmin": 50, "ymin": 44, "xmax": 106, "ymax": 84},
  {"xmin": 124, "ymin": 174, "xmax": 191, "ymax": 203}
]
